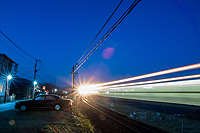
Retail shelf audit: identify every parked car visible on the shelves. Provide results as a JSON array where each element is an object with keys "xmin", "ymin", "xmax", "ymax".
[
  {"xmin": 35, "ymin": 91, "xmax": 48, "ymax": 97},
  {"xmin": 14, "ymin": 94, "xmax": 73, "ymax": 111}
]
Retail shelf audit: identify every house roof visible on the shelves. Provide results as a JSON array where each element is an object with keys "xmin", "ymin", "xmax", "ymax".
[{"xmin": 0, "ymin": 53, "xmax": 16, "ymax": 63}]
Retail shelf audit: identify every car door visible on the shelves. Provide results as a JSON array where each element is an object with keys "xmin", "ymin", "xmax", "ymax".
[
  {"xmin": 32, "ymin": 95, "xmax": 45, "ymax": 108},
  {"xmin": 44, "ymin": 95, "xmax": 57, "ymax": 108}
]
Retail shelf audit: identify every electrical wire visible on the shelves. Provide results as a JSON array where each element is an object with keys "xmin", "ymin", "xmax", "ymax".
[
  {"xmin": 75, "ymin": 0, "xmax": 141, "ymax": 72},
  {"xmin": 0, "ymin": 32, "xmax": 57, "ymax": 85},
  {"xmin": 75, "ymin": 0, "xmax": 140, "ymax": 71},
  {"xmin": 0, "ymin": 31, "xmax": 36, "ymax": 60},
  {"xmin": 17, "ymin": 71, "xmax": 33, "ymax": 80},
  {"xmin": 38, "ymin": 62, "xmax": 55, "ymax": 80},
  {"xmin": 37, "ymin": 62, "xmax": 67, "ymax": 86},
  {"xmin": 0, "ymin": 38, "xmax": 34, "ymax": 64},
  {"xmin": 18, "ymin": 65, "xmax": 34, "ymax": 74},
  {"xmin": 77, "ymin": 0, "xmax": 124, "ymax": 65}
]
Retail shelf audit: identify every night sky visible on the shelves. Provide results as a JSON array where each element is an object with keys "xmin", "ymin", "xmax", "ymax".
[{"xmin": 0, "ymin": 0, "xmax": 200, "ymax": 87}]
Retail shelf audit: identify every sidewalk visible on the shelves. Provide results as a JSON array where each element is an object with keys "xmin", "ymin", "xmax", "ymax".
[{"xmin": 0, "ymin": 99, "xmax": 30, "ymax": 112}]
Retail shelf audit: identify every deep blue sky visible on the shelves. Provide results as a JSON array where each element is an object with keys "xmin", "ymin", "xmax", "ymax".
[{"xmin": 0, "ymin": 0, "xmax": 200, "ymax": 87}]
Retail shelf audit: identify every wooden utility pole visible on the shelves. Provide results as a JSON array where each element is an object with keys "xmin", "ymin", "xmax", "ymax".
[
  {"xmin": 34, "ymin": 60, "xmax": 38, "ymax": 81},
  {"xmin": 70, "ymin": 65, "xmax": 78, "ymax": 91},
  {"xmin": 33, "ymin": 60, "xmax": 41, "ymax": 97},
  {"xmin": 72, "ymin": 66, "xmax": 74, "ymax": 89},
  {"xmin": 53, "ymin": 79, "xmax": 56, "ymax": 93}
]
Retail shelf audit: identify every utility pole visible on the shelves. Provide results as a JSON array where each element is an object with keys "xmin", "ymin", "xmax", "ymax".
[
  {"xmin": 70, "ymin": 65, "xmax": 78, "ymax": 92},
  {"xmin": 34, "ymin": 60, "xmax": 39, "ymax": 81},
  {"xmin": 33, "ymin": 60, "xmax": 41, "ymax": 97},
  {"xmin": 72, "ymin": 66, "xmax": 74, "ymax": 89},
  {"xmin": 53, "ymin": 79, "xmax": 56, "ymax": 93}
]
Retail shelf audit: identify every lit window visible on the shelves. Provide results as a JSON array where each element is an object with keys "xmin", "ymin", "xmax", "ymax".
[{"xmin": 0, "ymin": 85, "xmax": 3, "ymax": 92}]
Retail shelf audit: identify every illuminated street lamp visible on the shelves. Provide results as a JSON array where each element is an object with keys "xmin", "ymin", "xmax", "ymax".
[
  {"xmin": 33, "ymin": 81, "xmax": 38, "ymax": 98},
  {"xmin": 4, "ymin": 75, "xmax": 12, "ymax": 103},
  {"xmin": 7, "ymin": 75, "xmax": 12, "ymax": 80},
  {"xmin": 34, "ymin": 81, "xmax": 37, "ymax": 85},
  {"xmin": 54, "ymin": 88, "xmax": 57, "ymax": 92}
]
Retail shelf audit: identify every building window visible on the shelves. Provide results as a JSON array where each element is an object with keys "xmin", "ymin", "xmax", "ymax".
[
  {"xmin": 8, "ymin": 63, "xmax": 12, "ymax": 71},
  {"xmin": 3, "ymin": 61, "xmax": 7, "ymax": 69},
  {"xmin": 0, "ymin": 85, "xmax": 3, "ymax": 92}
]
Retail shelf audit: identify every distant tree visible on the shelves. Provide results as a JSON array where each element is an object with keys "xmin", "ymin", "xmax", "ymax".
[{"xmin": 10, "ymin": 76, "xmax": 32, "ymax": 99}]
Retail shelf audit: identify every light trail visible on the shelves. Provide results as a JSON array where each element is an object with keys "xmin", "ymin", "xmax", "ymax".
[
  {"xmin": 111, "ymin": 79, "xmax": 200, "ymax": 91},
  {"xmin": 99, "ymin": 74, "xmax": 200, "ymax": 90},
  {"xmin": 78, "ymin": 63, "xmax": 200, "ymax": 94},
  {"xmin": 96, "ymin": 63, "xmax": 200, "ymax": 87},
  {"xmin": 97, "ymin": 79, "xmax": 200, "ymax": 106}
]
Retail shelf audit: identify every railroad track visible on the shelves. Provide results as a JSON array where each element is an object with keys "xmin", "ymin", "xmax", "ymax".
[{"xmin": 82, "ymin": 97, "xmax": 167, "ymax": 133}]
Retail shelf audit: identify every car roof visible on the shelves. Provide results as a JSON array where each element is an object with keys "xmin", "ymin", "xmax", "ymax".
[{"xmin": 37, "ymin": 94, "xmax": 72, "ymax": 101}]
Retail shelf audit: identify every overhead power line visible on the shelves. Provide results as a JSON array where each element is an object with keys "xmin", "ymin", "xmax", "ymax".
[
  {"xmin": 18, "ymin": 65, "xmax": 34, "ymax": 75},
  {"xmin": 38, "ymin": 62, "xmax": 55, "ymax": 80},
  {"xmin": 0, "ymin": 31, "xmax": 36, "ymax": 60},
  {"xmin": 0, "ymin": 38, "xmax": 34, "ymax": 64},
  {"xmin": 77, "ymin": 0, "xmax": 124, "ymax": 64},
  {"xmin": 17, "ymin": 71, "xmax": 34, "ymax": 80},
  {"xmin": 0, "ymin": 31, "xmax": 55, "ymax": 84},
  {"xmin": 75, "ymin": 0, "xmax": 141, "ymax": 72}
]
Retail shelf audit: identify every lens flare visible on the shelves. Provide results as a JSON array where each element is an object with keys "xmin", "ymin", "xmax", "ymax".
[
  {"xmin": 78, "ymin": 85, "xmax": 99, "ymax": 94},
  {"xmin": 102, "ymin": 47, "xmax": 115, "ymax": 59}
]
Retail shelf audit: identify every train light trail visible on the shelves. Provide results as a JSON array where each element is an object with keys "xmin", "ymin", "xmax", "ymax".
[
  {"xmin": 78, "ymin": 85, "xmax": 99, "ymax": 95},
  {"xmin": 97, "ymin": 63, "xmax": 200, "ymax": 87},
  {"xmin": 97, "ymin": 79, "xmax": 200, "ymax": 106},
  {"xmin": 78, "ymin": 63, "xmax": 200, "ymax": 94},
  {"xmin": 99, "ymin": 74, "xmax": 200, "ymax": 90}
]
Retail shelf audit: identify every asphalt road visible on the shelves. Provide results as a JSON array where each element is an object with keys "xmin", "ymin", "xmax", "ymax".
[{"xmin": 0, "ymin": 109, "xmax": 72, "ymax": 133}]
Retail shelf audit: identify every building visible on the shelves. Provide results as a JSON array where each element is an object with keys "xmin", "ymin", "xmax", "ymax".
[{"xmin": 0, "ymin": 54, "xmax": 18, "ymax": 103}]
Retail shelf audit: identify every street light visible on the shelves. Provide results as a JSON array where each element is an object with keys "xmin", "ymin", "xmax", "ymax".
[
  {"xmin": 33, "ymin": 81, "xmax": 38, "ymax": 98},
  {"xmin": 7, "ymin": 75, "xmax": 12, "ymax": 80},
  {"xmin": 4, "ymin": 75, "xmax": 12, "ymax": 103},
  {"xmin": 34, "ymin": 81, "xmax": 37, "ymax": 85}
]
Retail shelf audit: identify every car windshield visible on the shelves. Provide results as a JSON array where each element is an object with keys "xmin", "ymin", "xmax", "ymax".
[{"xmin": 35, "ymin": 96, "xmax": 45, "ymax": 100}]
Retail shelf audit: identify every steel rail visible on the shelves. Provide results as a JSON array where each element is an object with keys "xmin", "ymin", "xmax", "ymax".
[{"xmin": 81, "ymin": 97, "xmax": 164, "ymax": 133}]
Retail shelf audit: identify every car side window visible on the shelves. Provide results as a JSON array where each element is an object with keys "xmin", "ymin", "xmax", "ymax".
[
  {"xmin": 45, "ymin": 96, "xmax": 56, "ymax": 100},
  {"xmin": 35, "ymin": 96, "xmax": 45, "ymax": 100}
]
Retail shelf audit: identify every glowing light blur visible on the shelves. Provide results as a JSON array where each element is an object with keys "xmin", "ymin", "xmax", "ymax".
[
  {"xmin": 78, "ymin": 63, "xmax": 200, "ymax": 94},
  {"xmin": 7, "ymin": 75, "xmax": 12, "ymax": 80},
  {"xmin": 78, "ymin": 85, "xmax": 99, "ymax": 94},
  {"xmin": 101, "ymin": 74, "xmax": 200, "ymax": 90},
  {"xmin": 97, "ymin": 79, "xmax": 200, "ymax": 106},
  {"xmin": 115, "ymin": 79, "xmax": 200, "ymax": 90},
  {"xmin": 97, "ymin": 63, "xmax": 200, "ymax": 86},
  {"xmin": 34, "ymin": 81, "xmax": 37, "ymax": 85}
]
